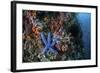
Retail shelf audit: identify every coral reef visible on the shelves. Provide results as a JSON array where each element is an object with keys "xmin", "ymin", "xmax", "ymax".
[{"xmin": 22, "ymin": 10, "xmax": 85, "ymax": 62}]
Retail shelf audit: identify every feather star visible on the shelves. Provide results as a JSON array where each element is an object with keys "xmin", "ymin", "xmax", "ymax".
[{"xmin": 40, "ymin": 32, "xmax": 58, "ymax": 55}]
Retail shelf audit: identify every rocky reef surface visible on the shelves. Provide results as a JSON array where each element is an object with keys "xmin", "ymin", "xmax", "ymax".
[{"xmin": 22, "ymin": 10, "xmax": 87, "ymax": 62}]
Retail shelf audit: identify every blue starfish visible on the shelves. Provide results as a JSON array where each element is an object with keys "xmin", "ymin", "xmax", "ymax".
[{"xmin": 40, "ymin": 32, "xmax": 58, "ymax": 55}]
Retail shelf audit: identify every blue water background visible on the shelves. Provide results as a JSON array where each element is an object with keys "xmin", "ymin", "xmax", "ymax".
[{"xmin": 77, "ymin": 13, "xmax": 91, "ymax": 59}]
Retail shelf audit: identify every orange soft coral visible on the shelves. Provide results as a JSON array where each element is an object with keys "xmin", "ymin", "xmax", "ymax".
[{"xmin": 32, "ymin": 26, "xmax": 42, "ymax": 38}]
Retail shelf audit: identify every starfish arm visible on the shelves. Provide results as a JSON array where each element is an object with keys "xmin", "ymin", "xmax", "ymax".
[
  {"xmin": 42, "ymin": 47, "xmax": 47, "ymax": 54},
  {"xmin": 40, "ymin": 32, "xmax": 47, "ymax": 45},
  {"xmin": 50, "ymin": 47, "xmax": 58, "ymax": 54},
  {"xmin": 47, "ymin": 32, "xmax": 51, "ymax": 45},
  {"xmin": 51, "ymin": 38, "xmax": 57, "ymax": 46}
]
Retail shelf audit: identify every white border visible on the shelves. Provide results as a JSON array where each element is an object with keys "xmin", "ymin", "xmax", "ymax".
[{"xmin": 16, "ymin": 4, "xmax": 96, "ymax": 70}]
